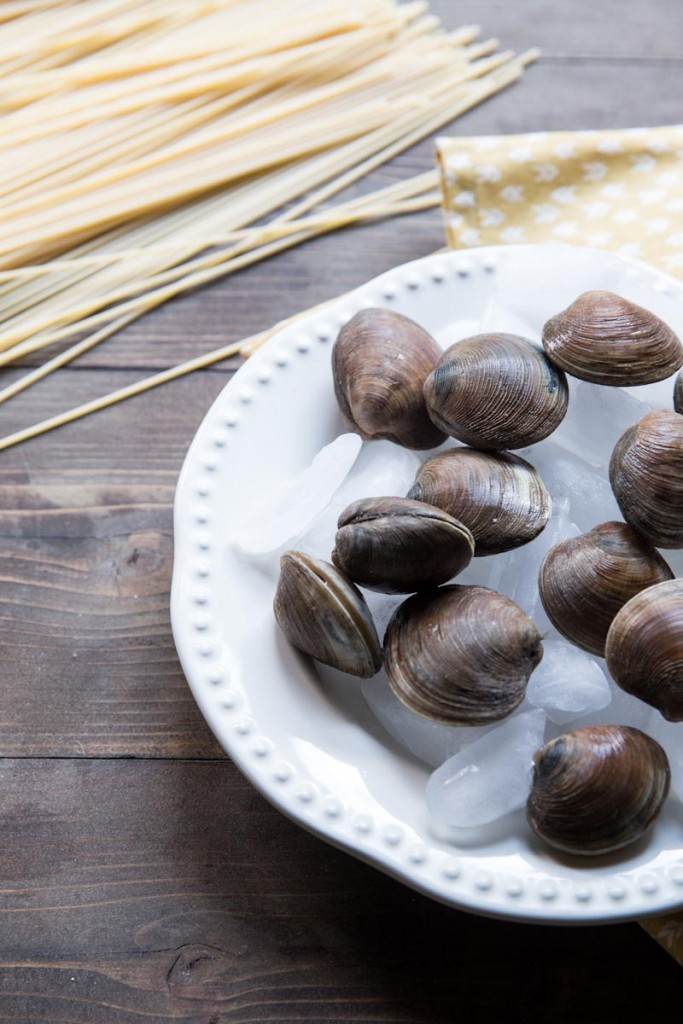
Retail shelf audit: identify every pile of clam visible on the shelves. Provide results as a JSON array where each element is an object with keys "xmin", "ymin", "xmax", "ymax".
[{"xmin": 273, "ymin": 291, "xmax": 683, "ymax": 857}]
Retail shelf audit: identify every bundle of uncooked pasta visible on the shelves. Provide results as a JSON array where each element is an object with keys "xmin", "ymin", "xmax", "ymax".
[{"xmin": 0, "ymin": 0, "xmax": 535, "ymax": 447}]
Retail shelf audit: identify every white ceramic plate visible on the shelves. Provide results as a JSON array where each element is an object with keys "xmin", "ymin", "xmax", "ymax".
[{"xmin": 171, "ymin": 244, "xmax": 683, "ymax": 924}]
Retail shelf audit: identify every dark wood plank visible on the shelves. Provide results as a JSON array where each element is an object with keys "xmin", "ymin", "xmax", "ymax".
[
  {"xmin": 0, "ymin": 371, "xmax": 227, "ymax": 756},
  {"xmin": 0, "ymin": 759, "xmax": 678, "ymax": 1023},
  {"xmin": 433, "ymin": 0, "xmax": 683, "ymax": 59}
]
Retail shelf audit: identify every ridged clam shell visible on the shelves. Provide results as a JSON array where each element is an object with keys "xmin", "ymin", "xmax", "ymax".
[
  {"xmin": 539, "ymin": 521, "xmax": 674, "ymax": 656},
  {"xmin": 406, "ymin": 448, "xmax": 551, "ymax": 555},
  {"xmin": 274, "ymin": 551, "xmax": 382, "ymax": 678},
  {"xmin": 423, "ymin": 333, "xmax": 568, "ymax": 450},
  {"xmin": 331, "ymin": 496, "xmax": 474, "ymax": 594},
  {"xmin": 605, "ymin": 578, "xmax": 683, "ymax": 722},
  {"xmin": 542, "ymin": 290, "xmax": 683, "ymax": 386},
  {"xmin": 331, "ymin": 308, "xmax": 446, "ymax": 450},
  {"xmin": 675, "ymin": 369, "xmax": 683, "ymax": 414},
  {"xmin": 384, "ymin": 585, "xmax": 543, "ymax": 726},
  {"xmin": 609, "ymin": 409, "xmax": 683, "ymax": 549},
  {"xmin": 527, "ymin": 726, "xmax": 671, "ymax": 856}
]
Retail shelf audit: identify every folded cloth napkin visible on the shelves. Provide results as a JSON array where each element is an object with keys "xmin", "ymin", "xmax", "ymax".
[{"xmin": 437, "ymin": 124, "xmax": 683, "ymax": 963}]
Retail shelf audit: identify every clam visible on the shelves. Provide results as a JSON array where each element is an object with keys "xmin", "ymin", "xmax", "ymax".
[
  {"xmin": 423, "ymin": 333, "xmax": 568, "ymax": 450},
  {"xmin": 332, "ymin": 308, "xmax": 446, "ymax": 450},
  {"xmin": 675, "ymin": 370, "xmax": 683, "ymax": 414},
  {"xmin": 527, "ymin": 725, "xmax": 671, "ymax": 856},
  {"xmin": 274, "ymin": 550, "xmax": 381, "ymax": 678},
  {"xmin": 406, "ymin": 448, "xmax": 551, "ymax": 555},
  {"xmin": 538, "ymin": 521, "xmax": 674, "ymax": 656},
  {"xmin": 331, "ymin": 496, "xmax": 474, "ymax": 594},
  {"xmin": 384, "ymin": 585, "xmax": 543, "ymax": 726},
  {"xmin": 542, "ymin": 290, "xmax": 683, "ymax": 385},
  {"xmin": 609, "ymin": 409, "xmax": 683, "ymax": 548},
  {"xmin": 605, "ymin": 578, "xmax": 683, "ymax": 722}
]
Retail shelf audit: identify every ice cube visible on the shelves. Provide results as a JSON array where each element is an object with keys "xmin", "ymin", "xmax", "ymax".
[
  {"xmin": 478, "ymin": 296, "xmax": 541, "ymax": 343},
  {"xmin": 492, "ymin": 244, "xmax": 628, "ymax": 337},
  {"xmin": 551, "ymin": 380, "xmax": 651, "ymax": 469},
  {"xmin": 623, "ymin": 372, "xmax": 680, "ymax": 411},
  {"xmin": 449, "ymin": 502, "xmax": 579, "ymax": 637},
  {"xmin": 526, "ymin": 640, "xmax": 612, "ymax": 724},
  {"xmin": 559, "ymin": 669, "xmax": 655, "ymax": 732},
  {"xmin": 646, "ymin": 713, "xmax": 683, "ymax": 803},
  {"xmin": 456, "ymin": 550, "xmax": 515, "ymax": 592},
  {"xmin": 363, "ymin": 592, "xmax": 405, "ymax": 639},
  {"xmin": 334, "ymin": 439, "xmax": 422, "ymax": 504},
  {"xmin": 493, "ymin": 499, "xmax": 580, "ymax": 626},
  {"xmin": 426, "ymin": 709, "xmax": 546, "ymax": 827},
  {"xmin": 294, "ymin": 440, "xmax": 422, "ymax": 562},
  {"xmin": 660, "ymin": 547, "xmax": 683, "ymax": 578},
  {"xmin": 236, "ymin": 432, "xmax": 362, "ymax": 558},
  {"xmin": 362, "ymin": 671, "xmax": 494, "ymax": 768},
  {"xmin": 520, "ymin": 439, "xmax": 621, "ymax": 533}
]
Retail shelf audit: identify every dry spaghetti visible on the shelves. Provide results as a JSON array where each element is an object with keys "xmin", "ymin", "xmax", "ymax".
[{"xmin": 0, "ymin": 0, "xmax": 535, "ymax": 447}]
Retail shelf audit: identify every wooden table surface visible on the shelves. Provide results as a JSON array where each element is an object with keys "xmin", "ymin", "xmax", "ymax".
[{"xmin": 2, "ymin": 2, "xmax": 682, "ymax": 1020}]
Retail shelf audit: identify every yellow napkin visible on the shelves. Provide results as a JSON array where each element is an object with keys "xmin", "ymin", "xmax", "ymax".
[
  {"xmin": 437, "ymin": 124, "xmax": 683, "ymax": 962},
  {"xmin": 438, "ymin": 125, "xmax": 683, "ymax": 274}
]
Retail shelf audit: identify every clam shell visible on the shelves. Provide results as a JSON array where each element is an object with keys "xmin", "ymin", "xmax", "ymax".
[
  {"xmin": 675, "ymin": 369, "xmax": 683, "ymax": 414},
  {"xmin": 406, "ymin": 448, "xmax": 551, "ymax": 555},
  {"xmin": 609, "ymin": 409, "xmax": 683, "ymax": 549},
  {"xmin": 384, "ymin": 585, "xmax": 543, "ymax": 726},
  {"xmin": 539, "ymin": 521, "xmax": 674, "ymax": 656},
  {"xmin": 605, "ymin": 577, "xmax": 683, "ymax": 722},
  {"xmin": 332, "ymin": 308, "xmax": 446, "ymax": 450},
  {"xmin": 542, "ymin": 290, "xmax": 683, "ymax": 386},
  {"xmin": 423, "ymin": 332, "xmax": 568, "ymax": 450},
  {"xmin": 527, "ymin": 725, "xmax": 671, "ymax": 856},
  {"xmin": 274, "ymin": 551, "xmax": 381, "ymax": 678},
  {"xmin": 332, "ymin": 496, "xmax": 474, "ymax": 594}
]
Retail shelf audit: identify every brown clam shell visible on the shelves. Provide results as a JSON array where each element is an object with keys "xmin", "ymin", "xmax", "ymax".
[
  {"xmin": 542, "ymin": 290, "xmax": 683, "ymax": 386},
  {"xmin": 384, "ymin": 585, "xmax": 543, "ymax": 726},
  {"xmin": 331, "ymin": 308, "xmax": 446, "ymax": 450},
  {"xmin": 605, "ymin": 578, "xmax": 683, "ymax": 722},
  {"xmin": 609, "ymin": 409, "xmax": 683, "ymax": 549},
  {"xmin": 331, "ymin": 496, "xmax": 474, "ymax": 594},
  {"xmin": 527, "ymin": 725, "xmax": 671, "ymax": 856},
  {"xmin": 274, "ymin": 551, "xmax": 381, "ymax": 678},
  {"xmin": 538, "ymin": 521, "xmax": 674, "ymax": 656},
  {"xmin": 406, "ymin": 448, "xmax": 551, "ymax": 555},
  {"xmin": 675, "ymin": 369, "xmax": 683, "ymax": 414},
  {"xmin": 423, "ymin": 332, "xmax": 568, "ymax": 450}
]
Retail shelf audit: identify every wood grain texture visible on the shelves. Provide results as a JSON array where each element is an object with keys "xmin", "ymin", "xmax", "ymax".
[
  {"xmin": 1, "ymin": 0, "xmax": 682, "ymax": 1018},
  {"xmin": 0, "ymin": 759, "xmax": 679, "ymax": 1023},
  {"xmin": 0, "ymin": 371, "xmax": 226, "ymax": 756}
]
